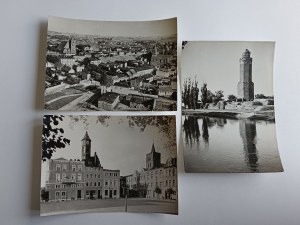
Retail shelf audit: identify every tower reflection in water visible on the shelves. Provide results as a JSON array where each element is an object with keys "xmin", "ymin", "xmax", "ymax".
[{"xmin": 239, "ymin": 119, "xmax": 259, "ymax": 172}]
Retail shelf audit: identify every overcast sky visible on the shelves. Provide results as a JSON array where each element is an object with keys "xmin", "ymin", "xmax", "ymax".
[
  {"xmin": 41, "ymin": 116, "xmax": 176, "ymax": 186},
  {"xmin": 181, "ymin": 41, "xmax": 275, "ymax": 98},
  {"xmin": 48, "ymin": 16, "xmax": 177, "ymax": 37}
]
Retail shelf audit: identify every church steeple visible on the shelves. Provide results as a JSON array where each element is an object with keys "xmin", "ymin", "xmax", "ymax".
[
  {"xmin": 82, "ymin": 131, "xmax": 91, "ymax": 141},
  {"xmin": 146, "ymin": 140, "xmax": 161, "ymax": 170},
  {"xmin": 151, "ymin": 140, "xmax": 156, "ymax": 153}
]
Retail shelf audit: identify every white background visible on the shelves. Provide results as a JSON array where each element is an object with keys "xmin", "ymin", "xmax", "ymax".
[{"xmin": 1, "ymin": 0, "xmax": 300, "ymax": 224}]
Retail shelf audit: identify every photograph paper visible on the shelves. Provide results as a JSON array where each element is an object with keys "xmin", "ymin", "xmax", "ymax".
[
  {"xmin": 44, "ymin": 16, "xmax": 177, "ymax": 111},
  {"xmin": 40, "ymin": 115, "xmax": 178, "ymax": 215},
  {"xmin": 181, "ymin": 41, "xmax": 283, "ymax": 173}
]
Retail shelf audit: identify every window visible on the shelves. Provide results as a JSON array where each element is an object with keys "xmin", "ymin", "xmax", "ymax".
[
  {"xmin": 86, "ymin": 174, "xmax": 89, "ymax": 178},
  {"xmin": 90, "ymin": 182, "xmax": 93, "ymax": 187},
  {"xmin": 72, "ymin": 165, "xmax": 76, "ymax": 171},
  {"xmin": 166, "ymin": 180, "xmax": 168, "ymax": 186},
  {"xmin": 55, "ymin": 185, "xmax": 60, "ymax": 189},
  {"xmin": 78, "ymin": 165, "xmax": 82, "ymax": 171},
  {"xmin": 56, "ymin": 173, "xmax": 61, "ymax": 182},
  {"xmin": 86, "ymin": 182, "xmax": 88, "ymax": 187},
  {"xmin": 160, "ymin": 182, "xmax": 162, "ymax": 187},
  {"xmin": 78, "ymin": 174, "xmax": 82, "ymax": 181},
  {"xmin": 62, "ymin": 192, "xmax": 66, "ymax": 196},
  {"xmin": 94, "ymin": 182, "xmax": 96, "ymax": 186},
  {"xmin": 105, "ymin": 181, "xmax": 108, "ymax": 186},
  {"xmin": 62, "ymin": 164, "xmax": 67, "ymax": 171},
  {"xmin": 62, "ymin": 173, "xmax": 66, "ymax": 180},
  {"xmin": 173, "ymin": 168, "xmax": 175, "ymax": 176},
  {"xmin": 173, "ymin": 180, "xmax": 175, "ymax": 186},
  {"xmin": 94, "ymin": 174, "xmax": 97, "ymax": 178},
  {"xmin": 56, "ymin": 164, "xmax": 61, "ymax": 171},
  {"xmin": 105, "ymin": 190, "xmax": 108, "ymax": 196},
  {"xmin": 98, "ymin": 182, "xmax": 100, "ymax": 186},
  {"xmin": 114, "ymin": 190, "xmax": 117, "ymax": 195},
  {"xmin": 98, "ymin": 174, "xmax": 101, "ymax": 178},
  {"xmin": 71, "ymin": 173, "xmax": 76, "ymax": 180},
  {"xmin": 90, "ymin": 174, "xmax": 92, "ymax": 178}
]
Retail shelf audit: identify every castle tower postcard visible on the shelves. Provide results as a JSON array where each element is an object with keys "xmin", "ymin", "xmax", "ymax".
[{"xmin": 181, "ymin": 41, "xmax": 283, "ymax": 173}]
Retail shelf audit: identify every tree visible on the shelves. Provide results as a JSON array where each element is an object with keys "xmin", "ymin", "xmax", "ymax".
[
  {"xmin": 41, "ymin": 188, "xmax": 49, "ymax": 202},
  {"xmin": 154, "ymin": 186, "xmax": 162, "ymax": 199},
  {"xmin": 201, "ymin": 82, "xmax": 208, "ymax": 107},
  {"xmin": 42, "ymin": 115, "xmax": 70, "ymax": 161},
  {"xmin": 182, "ymin": 77, "xmax": 199, "ymax": 109},
  {"xmin": 214, "ymin": 90, "xmax": 224, "ymax": 102},
  {"xmin": 166, "ymin": 187, "xmax": 175, "ymax": 200},
  {"xmin": 46, "ymin": 55, "xmax": 60, "ymax": 64},
  {"xmin": 82, "ymin": 57, "xmax": 91, "ymax": 67},
  {"xmin": 227, "ymin": 94, "xmax": 237, "ymax": 102}
]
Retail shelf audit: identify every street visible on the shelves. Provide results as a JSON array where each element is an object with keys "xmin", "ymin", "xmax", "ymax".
[{"xmin": 41, "ymin": 198, "xmax": 178, "ymax": 216}]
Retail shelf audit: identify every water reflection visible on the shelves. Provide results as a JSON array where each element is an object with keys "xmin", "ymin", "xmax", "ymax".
[
  {"xmin": 239, "ymin": 120, "xmax": 258, "ymax": 172},
  {"xmin": 182, "ymin": 115, "xmax": 282, "ymax": 172},
  {"xmin": 183, "ymin": 116, "xmax": 228, "ymax": 147},
  {"xmin": 183, "ymin": 116, "xmax": 200, "ymax": 147}
]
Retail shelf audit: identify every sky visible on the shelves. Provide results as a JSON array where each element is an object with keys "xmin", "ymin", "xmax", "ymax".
[
  {"xmin": 41, "ymin": 115, "xmax": 176, "ymax": 186},
  {"xmin": 48, "ymin": 16, "xmax": 177, "ymax": 37},
  {"xmin": 181, "ymin": 41, "xmax": 275, "ymax": 98}
]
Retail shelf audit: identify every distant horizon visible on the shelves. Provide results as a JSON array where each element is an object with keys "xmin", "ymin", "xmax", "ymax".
[
  {"xmin": 48, "ymin": 16, "xmax": 177, "ymax": 38},
  {"xmin": 48, "ymin": 30, "xmax": 177, "ymax": 39}
]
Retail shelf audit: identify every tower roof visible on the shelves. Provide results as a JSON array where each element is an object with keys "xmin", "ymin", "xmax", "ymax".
[
  {"xmin": 151, "ymin": 141, "xmax": 156, "ymax": 153},
  {"xmin": 82, "ymin": 131, "xmax": 91, "ymax": 141}
]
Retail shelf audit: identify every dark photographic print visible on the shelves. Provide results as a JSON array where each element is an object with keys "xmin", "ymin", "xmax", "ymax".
[
  {"xmin": 40, "ymin": 115, "xmax": 178, "ymax": 215},
  {"xmin": 44, "ymin": 16, "xmax": 177, "ymax": 111},
  {"xmin": 181, "ymin": 41, "xmax": 283, "ymax": 173}
]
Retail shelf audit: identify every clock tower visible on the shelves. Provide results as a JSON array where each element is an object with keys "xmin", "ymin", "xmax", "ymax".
[{"xmin": 81, "ymin": 131, "xmax": 91, "ymax": 160}]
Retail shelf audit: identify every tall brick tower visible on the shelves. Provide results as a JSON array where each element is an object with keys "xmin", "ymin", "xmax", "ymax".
[{"xmin": 237, "ymin": 49, "xmax": 254, "ymax": 101}]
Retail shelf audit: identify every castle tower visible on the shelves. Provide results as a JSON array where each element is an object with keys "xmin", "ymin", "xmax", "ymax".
[
  {"xmin": 81, "ymin": 131, "xmax": 91, "ymax": 160},
  {"xmin": 237, "ymin": 49, "xmax": 254, "ymax": 101},
  {"xmin": 69, "ymin": 38, "xmax": 76, "ymax": 54},
  {"xmin": 146, "ymin": 141, "xmax": 161, "ymax": 170}
]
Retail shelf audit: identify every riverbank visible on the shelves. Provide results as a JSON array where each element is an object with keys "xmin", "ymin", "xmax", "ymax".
[{"xmin": 183, "ymin": 109, "xmax": 275, "ymax": 121}]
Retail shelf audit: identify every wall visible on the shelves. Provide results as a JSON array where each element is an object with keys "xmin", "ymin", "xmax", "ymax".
[{"xmin": 0, "ymin": 0, "xmax": 300, "ymax": 225}]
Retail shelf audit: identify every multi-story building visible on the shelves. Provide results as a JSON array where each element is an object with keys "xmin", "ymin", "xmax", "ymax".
[
  {"xmin": 125, "ymin": 142, "xmax": 177, "ymax": 200},
  {"xmin": 43, "ymin": 132, "xmax": 120, "ymax": 202}
]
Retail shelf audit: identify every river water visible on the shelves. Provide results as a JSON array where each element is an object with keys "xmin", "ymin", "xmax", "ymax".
[{"xmin": 182, "ymin": 115, "xmax": 283, "ymax": 173}]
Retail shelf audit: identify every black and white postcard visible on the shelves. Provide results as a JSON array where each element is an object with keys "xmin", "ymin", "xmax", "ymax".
[
  {"xmin": 44, "ymin": 16, "xmax": 177, "ymax": 111},
  {"xmin": 40, "ymin": 115, "xmax": 178, "ymax": 215},
  {"xmin": 181, "ymin": 41, "xmax": 283, "ymax": 173}
]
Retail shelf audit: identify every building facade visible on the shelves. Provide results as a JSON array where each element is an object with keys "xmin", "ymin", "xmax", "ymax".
[
  {"xmin": 43, "ymin": 132, "xmax": 120, "ymax": 202},
  {"xmin": 237, "ymin": 49, "xmax": 254, "ymax": 101},
  {"xmin": 125, "ymin": 142, "xmax": 178, "ymax": 200}
]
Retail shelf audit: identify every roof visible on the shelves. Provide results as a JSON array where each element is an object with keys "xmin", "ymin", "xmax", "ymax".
[
  {"xmin": 159, "ymin": 85, "xmax": 173, "ymax": 93},
  {"xmin": 130, "ymin": 97, "xmax": 144, "ymax": 104},
  {"xmin": 57, "ymin": 41, "xmax": 68, "ymax": 51},
  {"xmin": 82, "ymin": 131, "xmax": 91, "ymax": 141},
  {"xmin": 53, "ymin": 157, "xmax": 68, "ymax": 161},
  {"xmin": 98, "ymin": 92, "xmax": 119, "ymax": 104},
  {"xmin": 151, "ymin": 141, "xmax": 156, "ymax": 153}
]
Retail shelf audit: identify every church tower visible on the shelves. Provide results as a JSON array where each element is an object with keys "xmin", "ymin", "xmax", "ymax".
[
  {"xmin": 81, "ymin": 131, "xmax": 91, "ymax": 160},
  {"xmin": 237, "ymin": 49, "xmax": 254, "ymax": 101},
  {"xmin": 69, "ymin": 38, "xmax": 76, "ymax": 54},
  {"xmin": 146, "ymin": 141, "xmax": 161, "ymax": 170}
]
